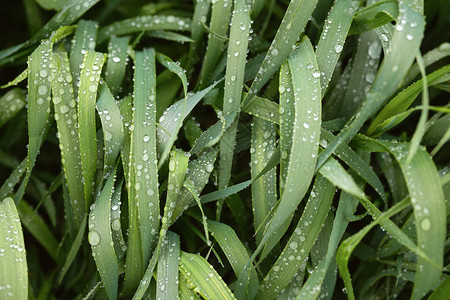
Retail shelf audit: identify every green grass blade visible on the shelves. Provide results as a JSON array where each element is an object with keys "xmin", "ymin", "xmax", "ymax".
[
  {"xmin": 170, "ymin": 147, "xmax": 218, "ymax": 225},
  {"xmin": 77, "ymin": 51, "xmax": 106, "ymax": 209},
  {"xmin": 0, "ymin": 88, "xmax": 26, "ymax": 128},
  {"xmin": 320, "ymin": 129, "xmax": 386, "ymax": 201},
  {"xmin": 179, "ymin": 251, "xmax": 237, "ymax": 300},
  {"xmin": 70, "ymin": 20, "xmax": 98, "ymax": 94},
  {"xmin": 279, "ymin": 62, "xmax": 294, "ymax": 192},
  {"xmin": 96, "ymin": 82, "xmax": 124, "ymax": 178},
  {"xmin": 1, "ymin": 68, "xmax": 28, "ymax": 89},
  {"xmin": 251, "ymin": 117, "xmax": 276, "ymax": 244},
  {"xmin": 348, "ymin": 0, "xmax": 398, "ymax": 36},
  {"xmin": 88, "ymin": 167, "xmax": 118, "ymax": 300},
  {"xmin": 190, "ymin": 107, "xmax": 238, "ymax": 156},
  {"xmin": 354, "ymin": 135, "xmax": 446, "ymax": 298},
  {"xmin": 242, "ymin": 94, "xmax": 280, "ymax": 125},
  {"xmin": 338, "ymin": 31, "xmax": 382, "ymax": 119},
  {"xmin": 0, "ymin": 0, "xmax": 97, "ymax": 62},
  {"xmin": 52, "ymin": 50, "xmax": 85, "ymax": 227},
  {"xmin": 367, "ymin": 64, "xmax": 450, "ymax": 136},
  {"xmin": 98, "ymin": 15, "xmax": 191, "ymax": 44},
  {"xmin": 0, "ymin": 158, "xmax": 26, "ymax": 199},
  {"xmin": 406, "ymin": 53, "xmax": 429, "ymax": 164},
  {"xmin": 218, "ymin": 0, "xmax": 251, "ymax": 217},
  {"xmin": 157, "ymin": 79, "xmax": 221, "ymax": 167},
  {"xmin": 197, "ymin": 0, "xmax": 232, "ymax": 88},
  {"xmin": 245, "ymin": 0, "xmax": 319, "ymax": 106},
  {"xmin": 200, "ymin": 146, "xmax": 280, "ymax": 204},
  {"xmin": 428, "ymin": 276, "xmax": 450, "ymax": 300},
  {"xmin": 161, "ymin": 149, "xmax": 189, "ymax": 241},
  {"xmin": 188, "ymin": 0, "xmax": 210, "ymax": 71},
  {"xmin": 156, "ymin": 52, "xmax": 188, "ymax": 99},
  {"xmin": 316, "ymin": 3, "xmax": 425, "ymax": 170},
  {"xmin": 118, "ymin": 95, "xmax": 133, "ymax": 178},
  {"xmin": 336, "ymin": 197, "xmax": 411, "ymax": 300},
  {"xmin": 13, "ymin": 37, "xmax": 53, "ymax": 204},
  {"xmin": 255, "ymin": 36, "xmax": 322, "ymax": 258},
  {"xmin": 123, "ymin": 48, "xmax": 159, "ymax": 294},
  {"xmin": 0, "ymin": 197, "xmax": 28, "ymax": 299},
  {"xmin": 110, "ymin": 179, "xmax": 126, "ymax": 261},
  {"xmin": 105, "ymin": 36, "xmax": 129, "ymax": 96},
  {"xmin": 207, "ymin": 220, "xmax": 259, "ymax": 300},
  {"xmin": 156, "ymin": 231, "xmax": 180, "ymax": 300},
  {"xmin": 35, "ymin": 0, "xmax": 68, "ymax": 11},
  {"xmin": 403, "ymin": 42, "xmax": 450, "ymax": 85},
  {"xmin": 17, "ymin": 200, "xmax": 59, "ymax": 262},
  {"xmin": 315, "ymin": 0, "xmax": 357, "ymax": 93},
  {"xmin": 58, "ymin": 215, "xmax": 87, "ymax": 284},
  {"xmin": 258, "ymin": 175, "xmax": 335, "ymax": 299}
]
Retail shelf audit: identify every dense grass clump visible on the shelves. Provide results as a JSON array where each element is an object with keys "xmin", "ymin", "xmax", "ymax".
[{"xmin": 0, "ymin": 0, "xmax": 449, "ymax": 299}]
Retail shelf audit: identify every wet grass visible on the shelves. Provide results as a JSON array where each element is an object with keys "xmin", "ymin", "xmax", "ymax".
[{"xmin": 0, "ymin": 0, "xmax": 449, "ymax": 299}]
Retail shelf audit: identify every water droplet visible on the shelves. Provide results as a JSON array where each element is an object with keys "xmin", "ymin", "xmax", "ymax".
[
  {"xmin": 60, "ymin": 105, "xmax": 69, "ymax": 113},
  {"xmin": 279, "ymin": 85, "xmax": 285, "ymax": 94},
  {"xmin": 368, "ymin": 41, "xmax": 381, "ymax": 59},
  {"xmin": 234, "ymin": 51, "xmax": 239, "ymax": 57},
  {"xmin": 143, "ymin": 135, "xmax": 150, "ymax": 142},
  {"xmin": 111, "ymin": 219, "xmax": 121, "ymax": 231},
  {"xmin": 206, "ymin": 163, "xmax": 214, "ymax": 173},
  {"xmin": 88, "ymin": 230, "xmax": 101, "ymax": 246},
  {"xmin": 89, "ymin": 84, "xmax": 97, "ymax": 93},
  {"xmin": 147, "ymin": 188, "xmax": 154, "ymax": 196},
  {"xmin": 406, "ymin": 34, "xmax": 413, "ymax": 40},
  {"xmin": 112, "ymin": 56, "xmax": 121, "ymax": 63},
  {"xmin": 303, "ymin": 122, "xmax": 310, "ymax": 128},
  {"xmin": 169, "ymin": 160, "xmax": 176, "ymax": 172},
  {"xmin": 289, "ymin": 241, "xmax": 298, "ymax": 250},
  {"xmin": 312, "ymin": 71, "xmax": 320, "ymax": 78},
  {"xmin": 38, "ymin": 85, "xmax": 48, "ymax": 95},
  {"xmin": 420, "ymin": 218, "xmax": 430, "ymax": 231},
  {"xmin": 40, "ymin": 70, "xmax": 48, "ymax": 78},
  {"xmin": 37, "ymin": 97, "xmax": 44, "ymax": 105},
  {"xmin": 230, "ymin": 75, "xmax": 236, "ymax": 81},
  {"xmin": 271, "ymin": 48, "xmax": 279, "ymax": 56},
  {"xmin": 334, "ymin": 44, "xmax": 343, "ymax": 53}
]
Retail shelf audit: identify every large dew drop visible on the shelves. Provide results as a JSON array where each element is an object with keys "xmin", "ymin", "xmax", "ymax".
[{"xmin": 88, "ymin": 230, "xmax": 101, "ymax": 246}]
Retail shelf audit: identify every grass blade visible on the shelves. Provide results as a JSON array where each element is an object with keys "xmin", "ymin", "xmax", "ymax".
[
  {"xmin": 17, "ymin": 200, "xmax": 59, "ymax": 262},
  {"xmin": 70, "ymin": 20, "xmax": 98, "ymax": 94},
  {"xmin": 88, "ymin": 167, "xmax": 118, "ymax": 300},
  {"xmin": 257, "ymin": 36, "xmax": 322, "ymax": 258},
  {"xmin": 0, "ymin": 197, "xmax": 28, "ymax": 299},
  {"xmin": 245, "ymin": 0, "xmax": 319, "ymax": 105},
  {"xmin": 197, "ymin": 0, "xmax": 232, "ymax": 88},
  {"xmin": 179, "ymin": 251, "xmax": 237, "ymax": 300},
  {"xmin": 316, "ymin": 3, "xmax": 425, "ymax": 170},
  {"xmin": 96, "ymin": 82, "xmax": 124, "ymax": 178},
  {"xmin": 315, "ymin": 0, "xmax": 357, "ymax": 93},
  {"xmin": 258, "ymin": 175, "xmax": 335, "ymax": 299},
  {"xmin": 123, "ymin": 48, "xmax": 159, "ymax": 295},
  {"xmin": 77, "ymin": 51, "xmax": 106, "ymax": 209},
  {"xmin": 207, "ymin": 220, "xmax": 259, "ymax": 300},
  {"xmin": 105, "ymin": 36, "xmax": 129, "ymax": 96},
  {"xmin": 52, "ymin": 50, "xmax": 85, "ymax": 228},
  {"xmin": 218, "ymin": 0, "xmax": 251, "ymax": 217},
  {"xmin": 98, "ymin": 15, "xmax": 191, "ymax": 44},
  {"xmin": 156, "ymin": 231, "xmax": 180, "ymax": 300},
  {"xmin": 157, "ymin": 79, "xmax": 221, "ymax": 167},
  {"xmin": 251, "ymin": 117, "xmax": 276, "ymax": 244},
  {"xmin": 0, "ymin": 88, "xmax": 26, "ymax": 128}
]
